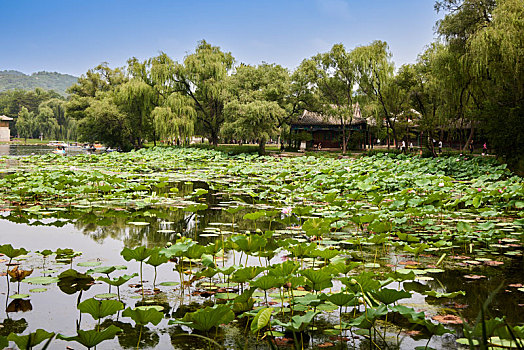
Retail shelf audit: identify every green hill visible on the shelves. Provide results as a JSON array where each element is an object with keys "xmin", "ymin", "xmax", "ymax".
[{"xmin": 0, "ymin": 70, "xmax": 78, "ymax": 96}]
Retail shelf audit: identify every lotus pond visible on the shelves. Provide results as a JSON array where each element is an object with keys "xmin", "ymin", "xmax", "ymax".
[{"xmin": 0, "ymin": 148, "xmax": 523, "ymax": 350}]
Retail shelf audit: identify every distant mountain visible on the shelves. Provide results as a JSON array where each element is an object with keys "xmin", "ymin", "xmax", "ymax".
[{"xmin": 0, "ymin": 70, "xmax": 78, "ymax": 96}]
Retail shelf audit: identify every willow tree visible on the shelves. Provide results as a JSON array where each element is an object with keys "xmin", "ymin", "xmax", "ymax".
[
  {"xmin": 173, "ymin": 40, "xmax": 234, "ymax": 146},
  {"xmin": 38, "ymin": 98, "xmax": 76, "ymax": 140},
  {"xmin": 301, "ymin": 44, "xmax": 358, "ymax": 153},
  {"xmin": 354, "ymin": 41, "xmax": 398, "ymax": 148},
  {"xmin": 467, "ymin": 0, "xmax": 524, "ymax": 169},
  {"xmin": 15, "ymin": 107, "xmax": 36, "ymax": 142},
  {"xmin": 113, "ymin": 79, "xmax": 157, "ymax": 148},
  {"xmin": 152, "ymin": 94, "xmax": 195, "ymax": 145},
  {"xmin": 435, "ymin": 0, "xmax": 496, "ymax": 54},
  {"xmin": 223, "ymin": 100, "xmax": 284, "ymax": 154},
  {"xmin": 223, "ymin": 63, "xmax": 289, "ymax": 154}
]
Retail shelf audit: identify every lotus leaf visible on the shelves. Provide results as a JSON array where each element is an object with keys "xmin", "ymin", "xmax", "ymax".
[
  {"xmin": 122, "ymin": 307, "xmax": 163, "ymax": 326},
  {"xmin": 273, "ymin": 311, "xmax": 318, "ymax": 332},
  {"xmin": 178, "ymin": 304, "xmax": 235, "ymax": 332},
  {"xmin": 7, "ymin": 329, "xmax": 54, "ymax": 350},
  {"xmin": 57, "ymin": 324, "xmax": 122, "ymax": 348},
  {"xmin": 424, "ymin": 290, "xmax": 466, "ymax": 298},
  {"xmin": 371, "ymin": 288, "xmax": 411, "ymax": 305},
  {"xmin": 0, "ymin": 244, "xmax": 28, "ymax": 259},
  {"xmin": 251, "ymin": 307, "xmax": 273, "ymax": 333},
  {"xmin": 78, "ymin": 298, "xmax": 124, "ymax": 320}
]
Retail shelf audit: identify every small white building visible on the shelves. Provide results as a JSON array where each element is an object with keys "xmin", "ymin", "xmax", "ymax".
[{"xmin": 0, "ymin": 115, "xmax": 13, "ymax": 142}]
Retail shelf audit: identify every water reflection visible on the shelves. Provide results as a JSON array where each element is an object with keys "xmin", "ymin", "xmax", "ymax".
[
  {"xmin": 2, "ymin": 195, "xmax": 283, "ymax": 248},
  {"xmin": 0, "ymin": 144, "xmax": 103, "ymax": 157},
  {"xmin": 6, "ymin": 299, "xmax": 32, "ymax": 313},
  {"xmin": 0, "ymin": 318, "xmax": 28, "ymax": 336}
]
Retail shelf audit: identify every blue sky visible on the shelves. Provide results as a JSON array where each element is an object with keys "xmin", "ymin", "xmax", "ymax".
[{"xmin": 1, "ymin": 1, "xmax": 441, "ymax": 76}]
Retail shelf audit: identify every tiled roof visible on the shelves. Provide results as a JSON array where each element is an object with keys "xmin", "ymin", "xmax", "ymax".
[{"xmin": 292, "ymin": 104, "xmax": 365, "ymax": 126}]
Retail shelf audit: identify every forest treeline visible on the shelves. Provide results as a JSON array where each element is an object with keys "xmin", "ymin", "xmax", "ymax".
[
  {"xmin": 0, "ymin": 0, "xmax": 522, "ymax": 169},
  {"xmin": 0, "ymin": 70, "xmax": 77, "ymax": 96}
]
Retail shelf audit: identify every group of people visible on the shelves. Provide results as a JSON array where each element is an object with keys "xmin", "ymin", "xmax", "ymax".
[
  {"xmin": 399, "ymin": 140, "xmax": 415, "ymax": 153},
  {"xmin": 469, "ymin": 140, "xmax": 489, "ymax": 155}
]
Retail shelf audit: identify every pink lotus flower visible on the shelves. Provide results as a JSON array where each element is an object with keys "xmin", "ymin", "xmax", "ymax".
[
  {"xmin": 498, "ymin": 189, "xmax": 503, "ymax": 193},
  {"xmin": 438, "ymin": 182, "xmax": 445, "ymax": 187},
  {"xmin": 281, "ymin": 207, "xmax": 292, "ymax": 215},
  {"xmin": 477, "ymin": 188, "xmax": 482, "ymax": 192}
]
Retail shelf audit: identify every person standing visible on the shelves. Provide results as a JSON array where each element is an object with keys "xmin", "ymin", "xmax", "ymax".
[
  {"xmin": 401, "ymin": 140, "xmax": 406, "ymax": 153},
  {"xmin": 469, "ymin": 140, "xmax": 474, "ymax": 154},
  {"xmin": 438, "ymin": 140, "xmax": 443, "ymax": 154},
  {"xmin": 483, "ymin": 142, "xmax": 487, "ymax": 155}
]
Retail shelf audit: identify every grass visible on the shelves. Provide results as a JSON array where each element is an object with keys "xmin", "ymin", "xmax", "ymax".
[{"xmin": 7, "ymin": 138, "xmax": 70, "ymax": 145}]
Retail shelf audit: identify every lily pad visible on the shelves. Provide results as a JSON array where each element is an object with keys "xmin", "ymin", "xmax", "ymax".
[
  {"xmin": 95, "ymin": 293, "xmax": 118, "ymax": 299},
  {"xmin": 9, "ymin": 294, "xmax": 30, "ymax": 299},
  {"xmin": 127, "ymin": 222, "xmax": 150, "ymax": 226},
  {"xmin": 78, "ymin": 261, "xmax": 102, "ymax": 267},
  {"xmin": 159, "ymin": 281, "xmax": 179, "ymax": 286},
  {"xmin": 23, "ymin": 276, "xmax": 60, "ymax": 285}
]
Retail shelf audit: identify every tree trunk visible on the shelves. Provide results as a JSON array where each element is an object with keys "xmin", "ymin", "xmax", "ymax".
[
  {"xmin": 258, "ymin": 138, "xmax": 266, "ymax": 156},
  {"xmin": 462, "ymin": 126, "xmax": 474, "ymax": 153},
  {"xmin": 386, "ymin": 124, "xmax": 390, "ymax": 150},
  {"xmin": 341, "ymin": 127, "xmax": 347, "ymax": 154},
  {"xmin": 210, "ymin": 130, "xmax": 219, "ymax": 147}
]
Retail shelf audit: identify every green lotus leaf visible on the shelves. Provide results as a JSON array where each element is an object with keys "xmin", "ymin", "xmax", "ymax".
[
  {"xmin": 348, "ymin": 305, "xmax": 388, "ymax": 329},
  {"xmin": 251, "ymin": 275, "xmax": 283, "ymax": 291},
  {"xmin": 122, "ymin": 307, "xmax": 163, "ymax": 326},
  {"xmin": 7, "ymin": 329, "xmax": 55, "ymax": 349},
  {"xmin": 9, "ymin": 294, "xmax": 30, "ymax": 299},
  {"xmin": 273, "ymin": 311, "xmax": 319, "ymax": 332},
  {"xmin": 424, "ymin": 290, "xmax": 466, "ymax": 298},
  {"xmin": 145, "ymin": 248, "xmax": 169, "ymax": 267},
  {"xmin": 78, "ymin": 261, "xmax": 102, "ymax": 267},
  {"xmin": 327, "ymin": 292, "xmax": 358, "ymax": 307},
  {"xmin": 178, "ymin": 304, "xmax": 234, "ymax": 332},
  {"xmin": 0, "ymin": 244, "xmax": 28, "ymax": 259},
  {"xmin": 0, "ymin": 335, "xmax": 7, "ymax": 349},
  {"xmin": 97, "ymin": 273, "xmax": 138, "ymax": 287},
  {"xmin": 121, "ymin": 246, "xmax": 152, "ymax": 262},
  {"xmin": 78, "ymin": 298, "xmax": 124, "ymax": 319},
  {"xmin": 57, "ymin": 325, "xmax": 122, "ymax": 348},
  {"xmin": 251, "ymin": 307, "xmax": 273, "ymax": 333},
  {"xmin": 301, "ymin": 266, "xmax": 333, "ymax": 291},
  {"xmin": 23, "ymin": 276, "xmax": 60, "ymax": 285},
  {"xmin": 88, "ymin": 266, "xmax": 117, "ymax": 275},
  {"xmin": 371, "ymin": 288, "xmax": 412, "ymax": 305}
]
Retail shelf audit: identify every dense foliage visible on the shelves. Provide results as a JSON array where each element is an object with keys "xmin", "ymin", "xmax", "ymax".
[
  {"xmin": 0, "ymin": 148, "xmax": 523, "ymax": 349},
  {"xmin": 0, "ymin": 88, "xmax": 76, "ymax": 141}
]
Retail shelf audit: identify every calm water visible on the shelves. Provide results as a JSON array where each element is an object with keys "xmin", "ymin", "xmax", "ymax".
[{"xmin": 0, "ymin": 144, "xmax": 101, "ymax": 156}]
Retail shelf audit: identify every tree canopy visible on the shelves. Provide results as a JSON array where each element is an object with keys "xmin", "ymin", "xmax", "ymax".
[{"xmin": 3, "ymin": 1, "xmax": 523, "ymax": 172}]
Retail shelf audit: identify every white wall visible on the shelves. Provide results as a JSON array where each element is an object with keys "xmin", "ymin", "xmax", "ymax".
[{"xmin": 0, "ymin": 127, "xmax": 10, "ymax": 142}]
